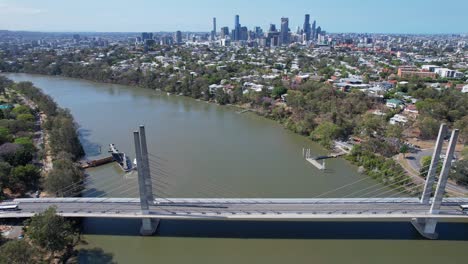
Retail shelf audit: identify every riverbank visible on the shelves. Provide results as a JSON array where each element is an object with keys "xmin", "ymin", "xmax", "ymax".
[
  {"xmin": 10, "ymin": 79, "xmax": 86, "ymax": 198},
  {"xmin": 1, "ymin": 72, "xmax": 429, "ymax": 197}
]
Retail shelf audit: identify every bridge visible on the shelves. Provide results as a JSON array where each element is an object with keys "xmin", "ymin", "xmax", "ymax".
[{"xmin": 1, "ymin": 125, "xmax": 467, "ymax": 239}]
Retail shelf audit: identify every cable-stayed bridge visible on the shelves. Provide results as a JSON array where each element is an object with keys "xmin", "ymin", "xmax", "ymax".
[{"xmin": 1, "ymin": 125, "xmax": 467, "ymax": 239}]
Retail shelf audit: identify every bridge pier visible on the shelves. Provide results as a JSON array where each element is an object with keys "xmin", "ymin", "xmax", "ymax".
[
  {"xmin": 134, "ymin": 127, "xmax": 158, "ymax": 236},
  {"xmin": 140, "ymin": 219, "xmax": 160, "ymax": 236},
  {"xmin": 412, "ymin": 128, "xmax": 459, "ymax": 239}
]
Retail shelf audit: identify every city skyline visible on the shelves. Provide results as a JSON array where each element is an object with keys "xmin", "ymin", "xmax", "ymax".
[{"xmin": 0, "ymin": 0, "xmax": 467, "ymax": 34}]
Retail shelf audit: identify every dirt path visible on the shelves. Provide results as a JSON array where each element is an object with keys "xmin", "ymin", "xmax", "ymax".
[{"xmin": 16, "ymin": 93, "xmax": 53, "ymax": 173}]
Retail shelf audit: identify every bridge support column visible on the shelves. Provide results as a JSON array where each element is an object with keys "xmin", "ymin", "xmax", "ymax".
[
  {"xmin": 420, "ymin": 124, "xmax": 447, "ymax": 205},
  {"xmin": 134, "ymin": 129, "xmax": 158, "ymax": 236},
  {"xmin": 412, "ymin": 129, "xmax": 459, "ymax": 239},
  {"xmin": 139, "ymin": 126, "xmax": 154, "ymax": 205}
]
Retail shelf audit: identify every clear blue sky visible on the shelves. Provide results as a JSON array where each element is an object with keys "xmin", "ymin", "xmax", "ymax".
[{"xmin": 0, "ymin": 0, "xmax": 467, "ymax": 33}]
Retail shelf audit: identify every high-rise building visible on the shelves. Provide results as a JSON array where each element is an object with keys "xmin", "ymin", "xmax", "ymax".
[
  {"xmin": 220, "ymin": 27, "xmax": 230, "ymax": 38},
  {"xmin": 280, "ymin": 17, "xmax": 289, "ymax": 45},
  {"xmin": 234, "ymin": 15, "xmax": 240, "ymax": 41},
  {"xmin": 211, "ymin": 17, "xmax": 217, "ymax": 41},
  {"xmin": 175, "ymin": 31, "xmax": 182, "ymax": 44},
  {"xmin": 141, "ymin": 32, "xmax": 153, "ymax": 42},
  {"xmin": 316, "ymin": 26, "xmax": 322, "ymax": 39},
  {"xmin": 254, "ymin": 27, "xmax": 263, "ymax": 37},
  {"xmin": 303, "ymin": 14, "xmax": 311, "ymax": 41},
  {"xmin": 312, "ymin": 20, "xmax": 317, "ymax": 40},
  {"xmin": 269, "ymin": 24, "xmax": 277, "ymax": 32},
  {"xmin": 240, "ymin": 26, "xmax": 248, "ymax": 41}
]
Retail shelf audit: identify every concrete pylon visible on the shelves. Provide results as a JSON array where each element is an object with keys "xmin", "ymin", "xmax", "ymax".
[
  {"xmin": 134, "ymin": 130, "xmax": 158, "ymax": 236},
  {"xmin": 421, "ymin": 124, "xmax": 447, "ymax": 204},
  {"xmin": 412, "ymin": 129, "xmax": 459, "ymax": 239},
  {"xmin": 139, "ymin": 126, "xmax": 154, "ymax": 205}
]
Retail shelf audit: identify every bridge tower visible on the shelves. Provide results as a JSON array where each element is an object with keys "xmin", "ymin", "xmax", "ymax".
[
  {"xmin": 412, "ymin": 126, "xmax": 459, "ymax": 239},
  {"xmin": 133, "ymin": 126, "xmax": 159, "ymax": 236}
]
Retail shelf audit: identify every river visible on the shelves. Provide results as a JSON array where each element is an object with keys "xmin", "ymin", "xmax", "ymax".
[{"xmin": 4, "ymin": 73, "xmax": 468, "ymax": 263}]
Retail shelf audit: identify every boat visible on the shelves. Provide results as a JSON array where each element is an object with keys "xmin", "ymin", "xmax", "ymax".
[{"xmin": 109, "ymin": 144, "xmax": 136, "ymax": 172}]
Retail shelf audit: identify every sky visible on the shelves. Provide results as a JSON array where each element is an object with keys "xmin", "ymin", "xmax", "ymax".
[{"xmin": 0, "ymin": 0, "xmax": 467, "ymax": 34}]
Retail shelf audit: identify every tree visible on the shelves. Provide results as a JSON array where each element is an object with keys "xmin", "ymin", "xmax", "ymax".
[
  {"xmin": 44, "ymin": 158, "xmax": 84, "ymax": 197},
  {"xmin": 0, "ymin": 240, "xmax": 39, "ymax": 264},
  {"xmin": 454, "ymin": 115, "xmax": 468, "ymax": 144},
  {"xmin": 450, "ymin": 160, "xmax": 468, "ymax": 186},
  {"xmin": 418, "ymin": 117, "xmax": 440, "ymax": 140},
  {"xmin": 310, "ymin": 122, "xmax": 342, "ymax": 148},
  {"xmin": 400, "ymin": 144, "xmax": 409, "ymax": 158},
  {"xmin": 16, "ymin": 113, "xmax": 35, "ymax": 122},
  {"xmin": 271, "ymin": 86, "xmax": 288, "ymax": 99},
  {"xmin": 0, "ymin": 143, "xmax": 33, "ymax": 167},
  {"xmin": 25, "ymin": 207, "xmax": 79, "ymax": 259},
  {"xmin": 12, "ymin": 105, "xmax": 32, "ymax": 115},
  {"xmin": 215, "ymin": 89, "xmax": 229, "ymax": 105},
  {"xmin": 9, "ymin": 165, "xmax": 40, "ymax": 194}
]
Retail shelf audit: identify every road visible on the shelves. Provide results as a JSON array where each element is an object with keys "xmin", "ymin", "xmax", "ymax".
[
  {"xmin": 401, "ymin": 148, "xmax": 468, "ymax": 196},
  {"xmin": 1, "ymin": 198, "xmax": 468, "ymax": 220}
]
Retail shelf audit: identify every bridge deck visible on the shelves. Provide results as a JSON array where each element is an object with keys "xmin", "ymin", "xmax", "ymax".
[{"xmin": 1, "ymin": 198, "xmax": 467, "ymax": 220}]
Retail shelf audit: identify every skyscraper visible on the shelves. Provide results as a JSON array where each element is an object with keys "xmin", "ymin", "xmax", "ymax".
[
  {"xmin": 211, "ymin": 17, "xmax": 217, "ymax": 41},
  {"xmin": 220, "ymin": 27, "xmax": 230, "ymax": 38},
  {"xmin": 280, "ymin": 17, "xmax": 289, "ymax": 45},
  {"xmin": 304, "ymin": 14, "xmax": 311, "ymax": 41},
  {"xmin": 175, "ymin": 31, "xmax": 182, "ymax": 44},
  {"xmin": 316, "ymin": 26, "xmax": 322, "ymax": 39},
  {"xmin": 312, "ymin": 20, "xmax": 317, "ymax": 40},
  {"xmin": 234, "ymin": 15, "xmax": 241, "ymax": 41}
]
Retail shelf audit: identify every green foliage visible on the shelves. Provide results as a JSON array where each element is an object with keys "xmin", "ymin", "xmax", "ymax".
[
  {"xmin": 271, "ymin": 86, "xmax": 288, "ymax": 99},
  {"xmin": 450, "ymin": 160, "xmax": 468, "ymax": 186},
  {"xmin": 462, "ymin": 147, "xmax": 468, "ymax": 160},
  {"xmin": 14, "ymin": 82, "xmax": 57, "ymax": 116},
  {"xmin": 454, "ymin": 115, "xmax": 468, "ymax": 143},
  {"xmin": 0, "ymin": 126, "xmax": 12, "ymax": 144},
  {"xmin": 0, "ymin": 240, "xmax": 39, "ymax": 264},
  {"xmin": 347, "ymin": 145, "xmax": 414, "ymax": 193},
  {"xmin": 418, "ymin": 116, "xmax": 440, "ymax": 140},
  {"xmin": 310, "ymin": 122, "xmax": 343, "ymax": 148},
  {"xmin": 45, "ymin": 157, "xmax": 84, "ymax": 197},
  {"xmin": 9, "ymin": 164, "xmax": 40, "ymax": 194},
  {"xmin": 215, "ymin": 89, "xmax": 229, "ymax": 105},
  {"xmin": 16, "ymin": 113, "xmax": 35, "ymax": 122},
  {"xmin": 12, "ymin": 105, "xmax": 32, "ymax": 115},
  {"xmin": 14, "ymin": 137, "xmax": 35, "ymax": 152},
  {"xmin": 25, "ymin": 207, "xmax": 79, "ymax": 255},
  {"xmin": 45, "ymin": 109, "xmax": 84, "ymax": 160}
]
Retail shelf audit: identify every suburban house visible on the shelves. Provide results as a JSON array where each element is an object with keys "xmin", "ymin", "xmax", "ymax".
[{"xmin": 386, "ymin": 99, "xmax": 404, "ymax": 109}]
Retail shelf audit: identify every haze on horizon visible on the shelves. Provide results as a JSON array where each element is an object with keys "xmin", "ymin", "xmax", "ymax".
[{"xmin": 0, "ymin": 0, "xmax": 467, "ymax": 34}]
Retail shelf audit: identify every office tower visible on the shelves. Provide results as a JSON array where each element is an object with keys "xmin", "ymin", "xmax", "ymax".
[
  {"xmin": 312, "ymin": 20, "xmax": 317, "ymax": 40},
  {"xmin": 211, "ymin": 17, "xmax": 217, "ymax": 41},
  {"xmin": 175, "ymin": 31, "xmax": 182, "ymax": 44},
  {"xmin": 304, "ymin": 14, "xmax": 311, "ymax": 41},
  {"xmin": 141, "ymin": 32, "xmax": 153, "ymax": 41},
  {"xmin": 234, "ymin": 15, "xmax": 241, "ymax": 41},
  {"xmin": 316, "ymin": 26, "xmax": 322, "ymax": 39},
  {"xmin": 269, "ymin": 24, "xmax": 277, "ymax": 32},
  {"xmin": 280, "ymin": 17, "xmax": 289, "ymax": 45},
  {"xmin": 220, "ymin": 27, "xmax": 230, "ymax": 38},
  {"xmin": 240, "ymin": 26, "xmax": 248, "ymax": 41},
  {"xmin": 254, "ymin": 26, "xmax": 263, "ymax": 37},
  {"xmin": 213, "ymin": 17, "xmax": 217, "ymax": 34}
]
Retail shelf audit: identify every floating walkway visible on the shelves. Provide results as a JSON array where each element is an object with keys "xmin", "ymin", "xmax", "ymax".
[
  {"xmin": 237, "ymin": 109, "xmax": 252, "ymax": 114},
  {"xmin": 80, "ymin": 144, "xmax": 136, "ymax": 172},
  {"xmin": 303, "ymin": 148, "xmax": 327, "ymax": 170},
  {"xmin": 302, "ymin": 147, "xmax": 348, "ymax": 171}
]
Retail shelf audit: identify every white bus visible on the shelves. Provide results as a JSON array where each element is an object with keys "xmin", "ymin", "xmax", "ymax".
[
  {"xmin": 461, "ymin": 205, "xmax": 468, "ymax": 212},
  {"xmin": 0, "ymin": 204, "xmax": 19, "ymax": 211}
]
